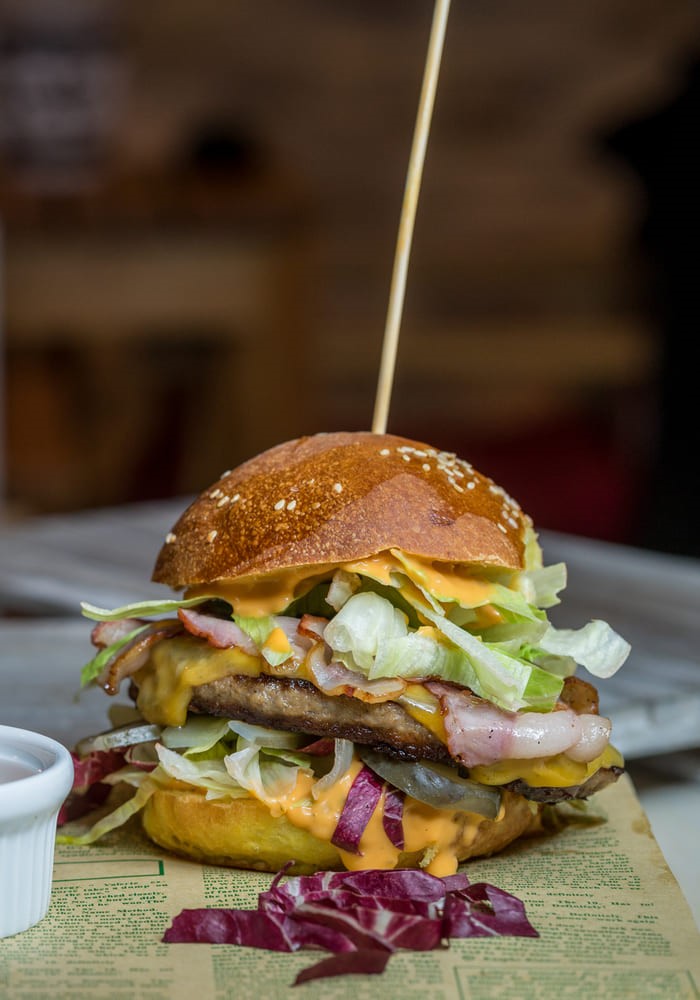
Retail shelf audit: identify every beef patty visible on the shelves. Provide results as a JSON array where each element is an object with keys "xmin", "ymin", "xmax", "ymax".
[{"xmin": 181, "ymin": 672, "xmax": 620, "ymax": 803}]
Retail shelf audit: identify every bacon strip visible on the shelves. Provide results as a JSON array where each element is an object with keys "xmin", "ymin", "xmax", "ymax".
[
  {"xmin": 308, "ymin": 644, "xmax": 406, "ymax": 703},
  {"xmin": 427, "ymin": 682, "xmax": 611, "ymax": 767},
  {"xmin": 98, "ymin": 620, "xmax": 183, "ymax": 695},
  {"xmin": 559, "ymin": 675, "xmax": 599, "ymax": 715},
  {"xmin": 178, "ymin": 608, "xmax": 258, "ymax": 654},
  {"xmin": 91, "ymin": 618, "xmax": 145, "ymax": 648},
  {"xmin": 297, "ymin": 615, "xmax": 328, "ymax": 641}
]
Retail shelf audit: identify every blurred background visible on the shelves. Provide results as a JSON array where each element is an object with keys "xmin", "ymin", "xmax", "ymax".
[{"xmin": 1, "ymin": 0, "xmax": 698, "ymax": 555}]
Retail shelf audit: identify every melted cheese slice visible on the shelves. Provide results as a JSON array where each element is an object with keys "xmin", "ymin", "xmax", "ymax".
[
  {"xmin": 134, "ymin": 638, "xmax": 262, "ymax": 726},
  {"xmin": 470, "ymin": 744, "xmax": 624, "ymax": 788}
]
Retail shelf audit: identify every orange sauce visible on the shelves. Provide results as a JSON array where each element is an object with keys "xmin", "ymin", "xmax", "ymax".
[{"xmin": 279, "ymin": 758, "xmax": 485, "ymax": 876}]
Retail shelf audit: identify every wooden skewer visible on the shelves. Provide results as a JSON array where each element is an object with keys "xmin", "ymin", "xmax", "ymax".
[{"xmin": 372, "ymin": 0, "xmax": 451, "ymax": 435}]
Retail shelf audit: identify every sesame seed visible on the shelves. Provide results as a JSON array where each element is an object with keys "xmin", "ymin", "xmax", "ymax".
[
  {"xmin": 286, "ymin": 499, "xmax": 297, "ymax": 511},
  {"xmin": 467, "ymin": 481, "xmax": 476, "ymax": 490},
  {"xmin": 274, "ymin": 499, "xmax": 285, "ymax": 511},
  {"xmin": 333, "ymin": 482, "xmax": 343, "ymax": 493},
  {"xmin": 379, "ymin": 448, "xmax": 390, "ymax": 456},
  {"xmin": 216, "ymin": 495, "xmax": 229, "ymax": 508},
  {"xmin": 220, "ymin": 470, "xmax": 231, "ymax": 478},
  {"xmin": 497, "ymin": 523, "xmax": 507, "ymax": 534},
  {"xmin": 209, "ymin": 488, "xmax": 222, "ymax": 499},
  {"xmin": 422, "ymin": 463, "xmax": 431, "ymax": 472},
  {"xmin": 165, "ymin": 532, "xmax": 176, "ymax": 544},
  {"xmin": 402, "ymin": 454, "xmax": 411, "ymax": 462},
  {"xmin": 207, "ymin": 530, "xmax": 218, "ymax": 543},
  {"xmin": 313, "ymin": 501, "xmax": 321, "ymax": 509},
  {"xmin": 232, "ymin": 493, "xmax": 241, "ymax": 503},
  {"xmin": 454, "ymin": 483, "xmax": 464, "ymax": 493}
]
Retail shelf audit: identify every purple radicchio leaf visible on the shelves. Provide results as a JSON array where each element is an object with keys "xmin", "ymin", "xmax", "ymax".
[
  {"xmin": 331, "ymin": 766, "xmax": 383, "ymax": 854},
  {"xmin": 443, "ymin": 882, "xmax": 539, "ymax": 939},
  {"xmin": 382, "ymin": 787, "xmax": 405, "ymax": 849},
  {"xmin": 293, "ymin": 948, "xmax": 391, "ymax": 986}
]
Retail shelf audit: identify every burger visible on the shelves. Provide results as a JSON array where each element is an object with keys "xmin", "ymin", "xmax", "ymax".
[{"xmin": 60, "ymin": 432, "xmax": 629, "ymax": 876}]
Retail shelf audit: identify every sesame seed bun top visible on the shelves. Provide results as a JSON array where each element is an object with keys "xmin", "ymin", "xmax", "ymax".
[{"xmin": 152, "ymin": 432, "xmax": 531, "ymax": 588}]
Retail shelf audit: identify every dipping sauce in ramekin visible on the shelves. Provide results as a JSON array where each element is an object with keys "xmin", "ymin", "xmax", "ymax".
[{"xmin": 0, "ymin": 726, "xmax": 74, "ymax": 939}]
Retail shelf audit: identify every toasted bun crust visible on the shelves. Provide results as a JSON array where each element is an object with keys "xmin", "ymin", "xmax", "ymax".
[
  {"xmin": 141, "ymin": 785, "xmax": 540, "ymax": 874},
  {"xmin": 153, "ymin": 432, "xmax": 530, "ymax": 587}
]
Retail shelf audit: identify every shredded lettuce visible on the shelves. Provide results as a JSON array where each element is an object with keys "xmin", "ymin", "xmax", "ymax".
[
  {"xmin": 324, "ymin": 592, "xmax": 408, "ymax": 673},
  {"xmin": 224, "ymin": 744, "xmax": 310, "ymax": 804},
  {"xmin": 233, "ymin": 615, "xmax": 295, "ymax": 666},
  {"xmin": 369, "ymin": 631, "xmax": 470, "ymax": 683},
  {"xmin": 56, "ymin": 777, "xmax": 159, "ymax": 845},
  {"xmin": 327, "ymin": 570, "xmax": 361, "ymax": 611},
  {"xmin": 538, "ymin": 620, "xmax": 630, "ymax": 679},
  {"xmin": 233, "ymin": 614, "xmax": 275, "ymax": 647},
  {"xmin": 488, "ymin": 584, "xmax": 547, "ymax": 622},
  {"xmin": 155, "ymin": 744, "xmax": 248, "ymax": 799},
  {"xmin": 514, "ymin": 563, "xmax": 567, "ymax": 609},
  {"xmin": 477, "ymin": 619, "xmax": 549, "ymax": 649},
  {"xmin": 324, "ymin": 592, "xmax": 563, "ymax": 712},
  {"xmin": 420, "ymin": 607, "xmax": 562, "ymax": 711},
  {"xmin": 523, "ymin": 525, "xmax": 544, "ymax": 570}
]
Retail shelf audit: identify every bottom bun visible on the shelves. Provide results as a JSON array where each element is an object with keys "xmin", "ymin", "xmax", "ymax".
[{"xmin": 141, "ymin": 786, "xmax": 541, "ymax": 874}]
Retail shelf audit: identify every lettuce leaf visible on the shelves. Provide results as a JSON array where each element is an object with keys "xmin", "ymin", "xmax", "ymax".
[
  {"xmin": 514, "ymin": 563, "xmax": 567, "ymax": 609},
  {"xmin": 155, "ymin": 744, "xmax": 248, "ymax": 799},
  {"xmin": 324, "ymin": 593, "xmax": 408, "ymax": 673},
  {"xmin": 224, "ymin": 745, "xmax": 310, "ymax": 804},
  {"xmin": 233, "ymin": 614, "xmax": 275, "ymax": 647},
  {"xmin": 538, "ymin": 620, "xmax": 630, "ymax": 678},
  {"xmin": 81, "ymin": 596, "xmax": 217, "ymax": 621},
  {"xmin": 233, "ymin": 615, "xmax": 295, "ymax": 666},
  {"xmin": 56, "ymin": 777, "xmax": 159, "ymax": 845},
  {"xmin": 419, "ymin": 607, "xmax": 562, "ymax": 711}
]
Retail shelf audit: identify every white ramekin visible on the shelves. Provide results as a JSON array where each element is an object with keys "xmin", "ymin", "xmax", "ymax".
[{"xmin": 0, "ymin": 725, "xmax": 74, "ymax": 939}]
